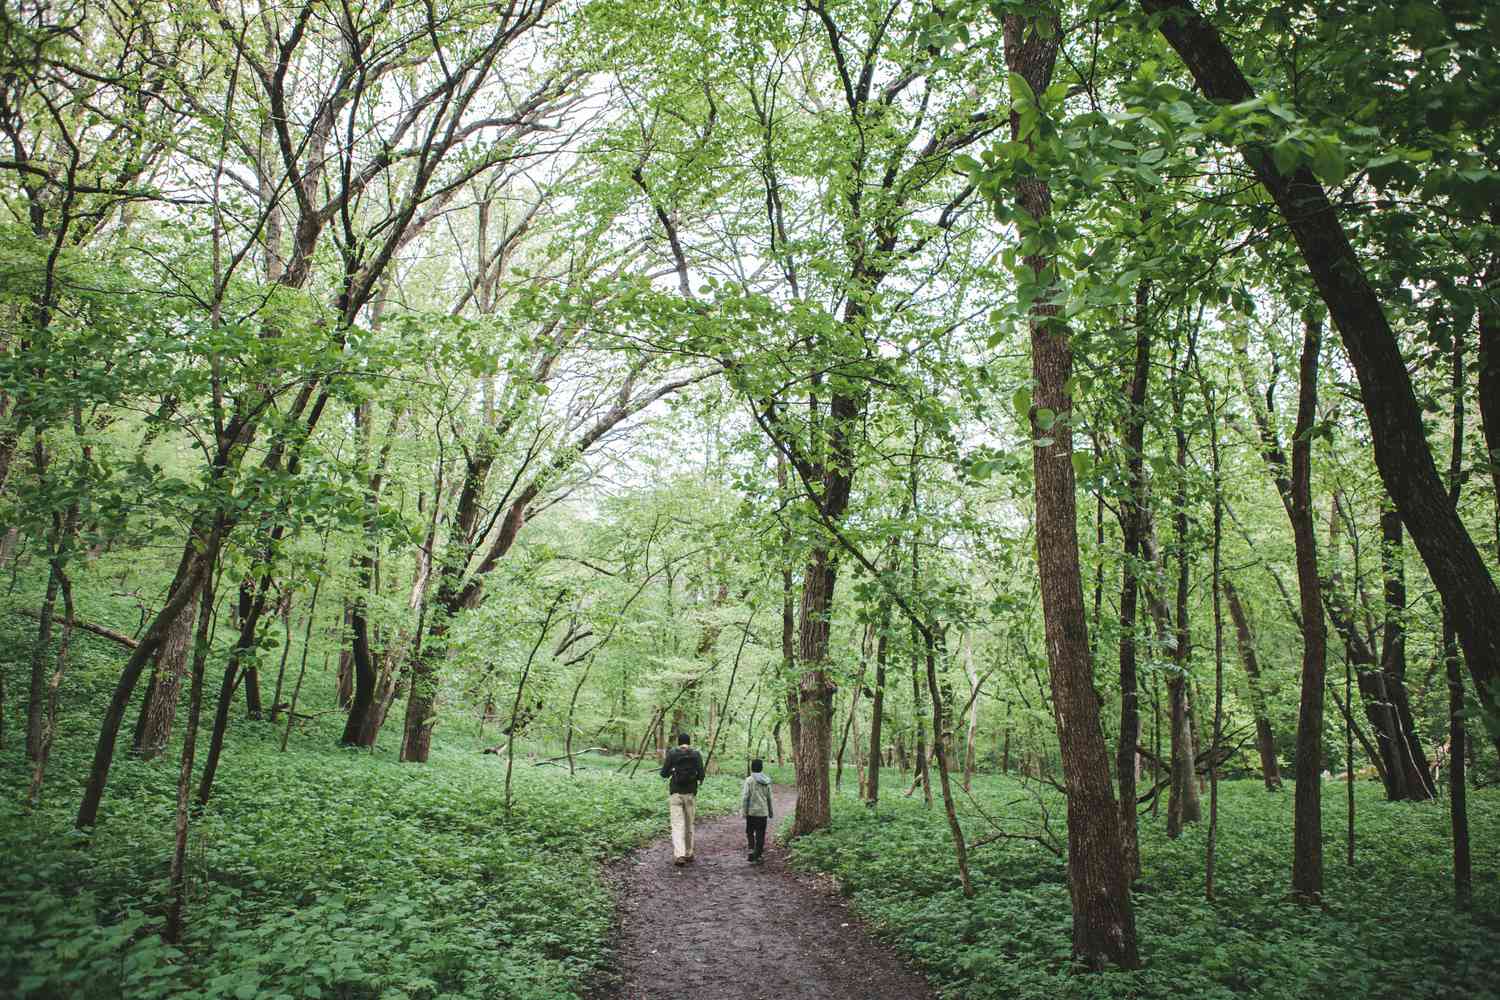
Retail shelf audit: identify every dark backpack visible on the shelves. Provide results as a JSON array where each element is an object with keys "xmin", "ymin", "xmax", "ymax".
[{"xmin": 669, "ymin": 748, "xmax": 700, "ymax": 784}]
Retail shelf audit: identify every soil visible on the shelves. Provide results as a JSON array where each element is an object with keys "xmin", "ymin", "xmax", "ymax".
[{"xmin": 594, "ymin": 786, "xmax": 940, "ymax": 1000}]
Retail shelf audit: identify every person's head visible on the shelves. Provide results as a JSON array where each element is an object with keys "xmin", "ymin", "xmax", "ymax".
[
  {"xmin": 677, "ymin": 733, "xmax": 691, "ymax": 746},
  {"xmin": 750, "ymin": 758, "xmax": 763, "ymax": 773}
]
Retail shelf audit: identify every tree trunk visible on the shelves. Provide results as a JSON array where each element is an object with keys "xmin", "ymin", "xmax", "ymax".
[
  {"xmin": 1006, "ymin": 6, "xmax": 1139, "ymax": 969},
  {"xmin": 1447, "ymin": 614, "xmax": 1472, "ymax": 909},
  {"xmin": 779, "ymin": 453, "xmax": 800, "ymax": 772},
  {"xmin": 24, "ymin": 556, "xmax": 61, "ymax": 761},
  {"xmin": 132, "ymin": 601, "xmax": 198, "ymax": 760},
  {"xmin": 1223, "ymin": 579, "xmax": 1282, "ymax": 790},
  {"xmin": 924, "ymin": 629, "xmax": 973, "ymax": 897},
  {"xmin": 341, "ymin": 589, "xmax": 379, "ymax": 746},
  {"xmin": 1167, "ymin": 374, "xmax": 1201, "ymax": 837},
  {"xmin": 961, "ymin": 636, "xmax": 980, "ymax": 793},
  {"xmin": 238, "ymin": 579, "xmax": 264, "ymax": 720},
  {"xmin": 908, "ymin": 626, "xmax": 932, "ymax": 804},
  {"xmin": 1116, "ymin": 275, "xmax": 1151, "ymax": 877},
  {"xmin": 1376, "ymin": 510, "xmax": 1435, "ymax": 799},
  {"xmin": 196, "ymin": 568, "xmax": 279, "ymax": 806},
  {"xmin": 834, "ymin": 629, "xmax": 867, "ymax": 790},
  {"xmin": 166, "ymin": 581, "xmax": 215, "ymax": 944},
  {"xmin": 26, "ymin": 563, "xmax": 74, "ymax": 807},
  {"xmin": 78, "ymin": 518, "xmax": 223, "ymax": 829},
  {"xmin": 336, "ymin": 603, "xmax": 354, "ymax": 710},
  {"xmin": 1288, "ymin": 317, "xmax": 1327, "ymax": 902},
  {"xmin": 1474, "ymin": 207, "xmax": 1500, "ymax": 562},
  {"xmin": 1444, "ymin": 321, "xmax": 1472, "ymax": 910},
  {"xmin": 791, "ymin": 546, "xmax": 838, "ymax": 835},
  {"xmin": 865, "ymin": 605, "xmax": 890, "ymax": 806},
  {"xmin": 1142, "ymin": 0, "xmax": 1500, "ymax": 759}
]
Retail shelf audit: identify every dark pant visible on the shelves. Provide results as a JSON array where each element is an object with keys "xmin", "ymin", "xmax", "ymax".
[{"xmin": 745, "ymin": 816, "xmax": 767, "ymax": 856}]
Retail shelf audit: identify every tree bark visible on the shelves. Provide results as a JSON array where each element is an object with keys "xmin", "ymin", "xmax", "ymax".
[
  {"xmin": 1116, "ymin": 275, "xmax": 1151, "ymax": 877},
  {"xmin": 1376, "ymin": 510, "xmax": 1435, "ymax": 799},
  {"xmin": 1474, "ymin": 207, "xmax": 1500, "ymax": 561},
  {"xmin": 1223, "ymin": 579, "xmax": 1282, "ymax": 790},
  {"xmin": 1167, "ymin": 372, "xmax": 1201, "ymax": 837},
  {"xmin": 865, "ymin": 603, "xmax": 890, "ymax": 806},
  {"xmin": 924, "ymin": 630, "xmax": 973, "ymax": 897},
  {"xmin": 1006, "ymin": 6, "xmax": 1138, "ymax": 970},
  {"xmin": 1142, "ymin": 0, "xmax": 1500, "ymax": 758},
  {"xmin": 1444, "ymin": 320, "xmax": 1471, "ymax": 910},
  {"xmin": 24, "ymin": 553, "xmax": 61, "ymax": 762},
  {"xmin": 166, "ymin": 580, "xmax": 215, "ymax": 944},
  {"xmin": 1287, "ymin": 317, "xmax": 1327, "ymax": 902},
  {"xmin": 132, "ymin": 600, "xmax": 198, "ymax": 760},
  {"xmin": 791, "ymin": 546, "xmax": 838, "ymax": 835},
  {"xmin": 907, "ymin": 625, "xmax": 932, "ymax": 804},
  {"xmin": 77, "ymin": 514, "xmax": 224, "ymax": 829},
  {"xmin": 1324, "ymin": 536, "xmax": 1432, "ymax": 800}
]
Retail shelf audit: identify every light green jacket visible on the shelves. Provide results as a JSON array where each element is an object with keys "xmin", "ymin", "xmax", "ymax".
[{"xmin": 741, "ymin": 773, "xmax": 773, "ymax": 817}]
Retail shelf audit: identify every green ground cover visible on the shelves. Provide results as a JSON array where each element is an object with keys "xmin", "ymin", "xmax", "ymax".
[
  {"xmin": 788, "ymin": 772, "xmax": 1500, "ymax": 1000},
  {"xmin": 0, "ymin": 621, "xmax": 738, "ymax": 1000}
]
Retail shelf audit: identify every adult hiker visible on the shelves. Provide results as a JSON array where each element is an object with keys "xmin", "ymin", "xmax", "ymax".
[
  {"xmin": 660, "ymin": 733, "xmax": 705, "ymax": 866},
  {"xmin": 741, "ymin": 758, "xmax": 773, "ymax": 862}
]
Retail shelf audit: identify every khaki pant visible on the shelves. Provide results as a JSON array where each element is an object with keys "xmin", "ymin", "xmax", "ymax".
[{"xmin": 669, "ymin": 792, "xmax": 696, "ymax": 860}]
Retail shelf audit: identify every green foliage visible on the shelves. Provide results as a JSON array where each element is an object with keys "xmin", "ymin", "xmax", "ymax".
[
  {"xmin": 0, "ymin": 629, "xmax": 737, "ymax": 1000},
  {"xmin": 791, "ymin": 775, "xmax": 1500, "ymax": 1000}
]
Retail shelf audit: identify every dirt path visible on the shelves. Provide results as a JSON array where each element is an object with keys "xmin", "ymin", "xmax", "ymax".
[{"xmin": 597, "ymin": 786, "xmax": 939, "ymax": 1000}]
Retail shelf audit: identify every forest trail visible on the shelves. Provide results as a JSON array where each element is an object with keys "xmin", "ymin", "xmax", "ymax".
[{"xmin": 599, "ymin": 786, "xmax": 939, "ymax": 1000}]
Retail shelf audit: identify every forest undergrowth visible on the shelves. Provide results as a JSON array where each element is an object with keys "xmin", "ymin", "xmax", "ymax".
[
  {"xmin": 0, "ymin": 620, "xmax": 739, "ymax": 1000},
  {"xmin": 789, "ymin": 775, "xmax": 1500, "ymax": 1000}
]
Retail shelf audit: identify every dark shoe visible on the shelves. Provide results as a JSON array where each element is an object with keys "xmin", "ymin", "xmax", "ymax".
[
  {"xmin": 685, "ymin": 854, "xmax": 695, "ymax": 863},
  {"xmin": 747, "ymin": 852, "xmax": 755, "ymax": 861},
  {"xmin": 673, "ymin": 857, "xmax": 686, "ymax": 867}
]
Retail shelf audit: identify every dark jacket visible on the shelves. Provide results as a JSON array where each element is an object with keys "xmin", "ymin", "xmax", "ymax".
[{"xmin": 660, "ymin": 745, "xmax": 705, "ymax": 795}]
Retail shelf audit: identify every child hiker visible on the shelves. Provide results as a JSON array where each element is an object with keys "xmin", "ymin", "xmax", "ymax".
[{"xmin": 741, "ymin": 758, "xmax": 773, "ymax": 862}]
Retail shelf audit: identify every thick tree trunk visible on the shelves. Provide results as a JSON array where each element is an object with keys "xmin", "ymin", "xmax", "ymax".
[
  {"xmin": 1223, "ymin": 579, "xmax": 1282, "ymax": 790},
  {"xmin": 791, "ymin": 547, "xmax": 838, "ymax": 835},
  {"xmin": 24, "ymin": 559, "xmax": 61, "ymax": 761},
  {"xmin": 78, "ymin": 519, "xmax": 223, "ymax": 828},
  {"xmin": 341, "ymin": 605, "xmax": 379, "ymax": 746},
  {"xmin": 1474, "ymin": 208, "xmax": 1500, "ymax": 561},
  {"xmin": 132, "ymin": 601, "xmax": 198, "ymax": 760},
  {"xmin": 26, "ymin": 564, "xmax": 74, "ymax": 807},
  {"xmin": 1143, "ymin": 0, "xmax": 1500, "ymax": 758},
  {"xmin": 1006, "ymin": 6, "xmax": 1138, "ymax": 968}
]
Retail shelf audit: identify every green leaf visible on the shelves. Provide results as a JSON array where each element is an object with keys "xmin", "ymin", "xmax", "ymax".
[
  {"xmin": 1270, "ymin": 138, "xmax": 1301, "ymax": 176},
  {"xmin": 1008, "ymin": 71, "xmax": 1037, "ymax": 110},
  {"xmin": 1310, "ymin": 141, "xmax": 1347, "ymax": 186},
  {"xmin": 1012, "ymin": 386, "xmax": 1032, "ymax": 421}
]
